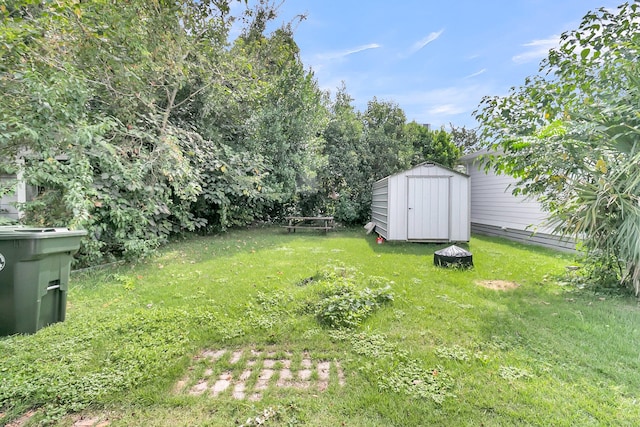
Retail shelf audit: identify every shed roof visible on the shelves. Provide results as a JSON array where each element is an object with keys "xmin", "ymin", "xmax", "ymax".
[{"xmin": 375, "ymin": 161, "xmax": 469, "ymax": 184}]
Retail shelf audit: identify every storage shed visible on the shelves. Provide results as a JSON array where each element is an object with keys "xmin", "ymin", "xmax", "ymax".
[{"xmin": 371, "ymin": 162, "xmax": 470, "ymax": 242}]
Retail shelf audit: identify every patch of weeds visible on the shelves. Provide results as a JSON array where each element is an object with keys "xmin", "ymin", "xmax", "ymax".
[
  {"xmin": 113, "ymin": 273, "xmax": 135, "ymax": 291},
  {"xmin": 245, "ymin": 290, "xmax": 294, "ymax": 330},
  {"xmin": 240, "ymin": 407, "xmax": 279, "ymax": 427},
  {"xmin": 485, "ymin": 336, "xmax": 513, "ymax": 352},
  {"xmin": 315, "ymin": 284, "xmax": 394, "ymax": 329},
  {"xmin": 436, "ymin": 294, "xmax": 474, "ymax": 309},
  {"xmin": 192, "ymin": 309, "xmax": 245, "ymax": 341},
  {"xmin": 332, "ymin": 331, "xmax": 454, "ymax": 405},
  {"xmin": 498, "ymin": 366, "xmax": 533, "ymax": 381},
  {"xmin": 301, "ymin": 328, "xmax": 322, "ymax": 339},
  {"xmin": 367, "ymin": 275, "xmax": 392, "ymax": 287},
  {"xmin": 315, "ymin": 262, "xmax": 358, "ymax": 281},
  {"xmin": 348, "ymin": 332, "xmax": 407, "ymax": 360},
  {"xmin": 435, "ymin": 345, "xmax": 470, "ymax": 361},
  {"xmin": 393, "ymin": 309, "xmax": 406, "ymax": 320},
  {"xmin": 472, "ymin": 350, "xmax": 490, "ymax": 364},
  {"xmin": 239, "ymin": 403, "xmax": 302, "ymax": 427},
  {"xmin": 296, "ymin": 276, "xmax": 315, "ymax": 287},
  {"xmin": 377, "ymin": 360, "xmax": 455, "ymax": 404}
]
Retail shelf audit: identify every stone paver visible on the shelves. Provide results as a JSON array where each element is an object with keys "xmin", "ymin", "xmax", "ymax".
[{"xmin": 175, "ymin": 347, "xmax": 345, "ymax": 401}]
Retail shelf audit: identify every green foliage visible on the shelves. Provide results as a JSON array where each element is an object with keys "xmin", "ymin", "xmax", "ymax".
[
  {"xmin": 316, "ymin": 91, "xmax": 463, "ymax": 225},
  {"xmin": 475, "ymin": 2, "xmax": 640, "ymax": 294},
  {"xmin": 435, "ymin": 345, "xmax": 471, "ymax": 361},
  {"xmin": 0, "ymin": 0, "xmax": 329, "ymax": 263},
  {"xmin": 377, "ymin": 360, "xmax": 454, "ymax": 404},
  {"xmin": 498, "ymin": 366, "xmax": 533, "ymax": 381},
  {"xmin": 315, "ymin": 280, "xmax": 393, "ymax": 329},
  {"xmin": 318, "ymin": 85, "xmax": 367, "ymax": 224},
  {"xmin": 331, "ymin": 331, "xmax": 454, "ymax": 404},
  {"xmin": 405, "ymin": 121, "xmax": 461, "ymax": 167},
  {"xmin": 449, "ymin": 123, "xmax": 480, "ymax": 155}
]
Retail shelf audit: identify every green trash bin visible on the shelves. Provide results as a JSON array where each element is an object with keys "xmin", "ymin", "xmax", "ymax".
[{"xmin": 0, "ymin": 227, "xmax": 87, "ymax": 336}]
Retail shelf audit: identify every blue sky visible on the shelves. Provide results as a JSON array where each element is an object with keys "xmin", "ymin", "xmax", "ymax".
[{"xmin": 245, "ymin": 0, "xmax": 620, "ymax": 129}]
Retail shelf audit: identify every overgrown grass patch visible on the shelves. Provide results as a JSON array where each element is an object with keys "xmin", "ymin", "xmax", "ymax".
[{"xmin": 2, "ymin": 228, "xmax": 640, "ymax": 425}]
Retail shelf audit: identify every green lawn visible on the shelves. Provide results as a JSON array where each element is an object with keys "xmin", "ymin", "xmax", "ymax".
[{"xmin": 2, "ymin": 227, "xmax": 640, "ymax": 426}]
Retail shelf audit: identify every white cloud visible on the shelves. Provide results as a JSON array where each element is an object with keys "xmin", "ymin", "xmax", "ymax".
[
  {"xmin": 411, "ymin": 30, "xmax": 444, "ymax": 53},
  {"xmin": 385, "ymin": 84, "xmax": 494, "ymax": 127},
  {"xmin": 512, "ymin": 36, "xmax": 560, "ymax": 64},
  {"xmin": 428, "ymin": 104, "xmax": 467, "ymax": 116},
  {"xmin": 464, "ymin": 68, "xmax": 487, "ymax": 79},
  {"xmin": 400, "ymin": 30, "xmax": 444, "ymax": 58},
  {"xmin": 316, "ymin": 43, "xmax": 382, "ymax": 61}
]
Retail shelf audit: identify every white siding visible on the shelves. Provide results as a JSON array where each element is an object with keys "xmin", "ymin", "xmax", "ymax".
[
  {"xmin": 466, "ymin": 161, "xmax": 553, "ymax": 234},
  {"xmin": 461, "ymin": 153, "xmax": 576, "ymax": 251}
]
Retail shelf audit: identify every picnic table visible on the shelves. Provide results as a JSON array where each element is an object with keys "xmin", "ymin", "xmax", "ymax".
[{"xmin": 284, "ymin": 216, "xmax": 335, "ymax": 233}]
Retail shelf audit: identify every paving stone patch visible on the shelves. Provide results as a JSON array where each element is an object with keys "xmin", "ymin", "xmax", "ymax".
[{"xmin": 174, "ymin": 347, "xmax": 345, "ymax": 401}]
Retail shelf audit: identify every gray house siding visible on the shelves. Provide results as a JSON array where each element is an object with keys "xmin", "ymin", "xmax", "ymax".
[
  {"xmin": 460, "ymin": 151, "xmax": 576, "ymax": 252},
  {"xmin": 0, "ymin": 174, "xmax": 25, "ymax": 221}
]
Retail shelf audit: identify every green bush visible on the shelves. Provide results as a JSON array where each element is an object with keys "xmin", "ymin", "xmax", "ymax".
[{"xmin": 315, "ymin": 283, "xmax": 393, "ymax": 329}]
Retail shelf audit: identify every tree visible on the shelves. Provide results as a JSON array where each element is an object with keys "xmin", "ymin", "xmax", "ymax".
[
  {"xmin": 449, "ymin": 123, "xmax": 480, "ymax": 155},
  {"xmin": 238, "ymin": 24, "xmax": 328, "ymax": 216},
  {"xmin": 404, "ymin": 122, "xmax": 460, "ymax": 167},
  {"xmin": 474, "ymin": 2, "xmax": 640, "ymax": 294},
  {"xmin": 319, "ymin": 84, "xmax": 366, "ymax": 223},
  {"xmin": 361, "ymin": 98, "xmax": 411, "ymax": 179},
  {"xmin": 0, "ymin": 1, "xmax": 307, "ymax": 263}
]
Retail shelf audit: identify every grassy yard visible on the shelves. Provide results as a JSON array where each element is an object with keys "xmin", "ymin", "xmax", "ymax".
[{"xmin": 2, "ymin": 227, "xmax": 640, "ymax": 426}]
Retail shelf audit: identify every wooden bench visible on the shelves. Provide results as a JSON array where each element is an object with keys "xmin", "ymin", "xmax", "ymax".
[{"xmin": 284, "ymin": 216, "xmax": 335, "ymax": 233}]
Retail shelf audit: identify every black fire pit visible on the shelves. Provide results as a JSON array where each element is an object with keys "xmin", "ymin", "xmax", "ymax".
[{"xmin": 434, "ymin": 245, "xmax": 473, "ymax": 268}]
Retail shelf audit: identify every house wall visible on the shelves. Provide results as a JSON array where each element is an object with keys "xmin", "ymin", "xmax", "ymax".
[
  {"xmin": 0, "ymin": 174, "xmax": 24, "ymax": 221},
  {"xmin": 461, "ymin": 153, "xmax": 576, "ymax": 252},
  {"xmin": 373, "ymin": 162, "xmax": 470, "ymax": 242}
]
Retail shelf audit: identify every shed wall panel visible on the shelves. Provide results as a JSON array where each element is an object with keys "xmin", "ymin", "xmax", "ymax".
[{"xmin": 371, "ymin": 179, "xmax": 389, "ymax": 239}]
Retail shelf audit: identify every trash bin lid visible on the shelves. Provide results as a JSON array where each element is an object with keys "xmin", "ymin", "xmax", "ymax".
[
  {"xmin": 434, "ymin": 245, "xmax": 472, "ymax": 258},
  {"xmin": 0, "ymin": 227, "xmax": 87, "ymax": 240}
]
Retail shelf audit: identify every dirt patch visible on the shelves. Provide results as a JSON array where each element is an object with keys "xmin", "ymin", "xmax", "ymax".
[
  {"xmin": 69, "ymin": 413, "xmax": 113, "ymax": 427},
  {"xmin": 476, "ymin": 280, "xmax": 520, "ymax": 291},
  {"xmin": 72, "ymin": 416, "xmax": 111, "ymax": 427},
  {"xmin": 4, "ymin": 410, "xmax": 37, "ymax": 427}
]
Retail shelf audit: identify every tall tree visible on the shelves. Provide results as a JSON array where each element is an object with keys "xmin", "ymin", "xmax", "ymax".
[
  {"xmin": 361, "ymin": 97, "xmax": 411, "ymax": 180},
  {"xmin": 320, "ymin": 84, "xmax": 366, "ymax": 223},
  {"xmin": 475, "ymin": 2, "xmax": 640, "ymax": 294},
  {"xmin": 404, "ymin": 122, "xmax": 460, "ymax": 167}
]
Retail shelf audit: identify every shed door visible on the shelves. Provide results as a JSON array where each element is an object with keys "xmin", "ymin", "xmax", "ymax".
[{"xmin": 407, "ymin": 176, "xmax": 450, "ymax": 240}]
